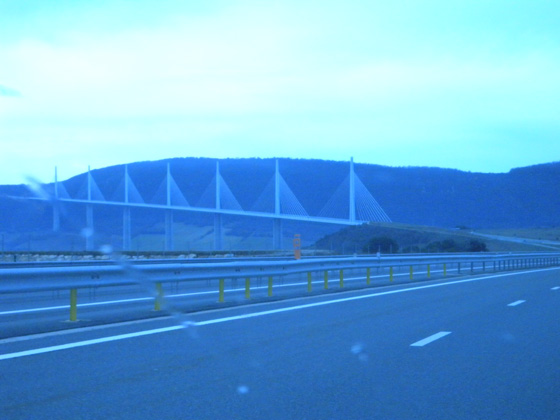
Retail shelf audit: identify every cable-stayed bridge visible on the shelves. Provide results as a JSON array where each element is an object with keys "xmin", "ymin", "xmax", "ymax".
[{"xmin": 40, "ymin": 158, "xmax": 391, "ymax": 251}]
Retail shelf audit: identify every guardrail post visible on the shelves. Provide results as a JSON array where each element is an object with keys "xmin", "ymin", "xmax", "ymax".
[
  {"xmin": 409, "ymin": 266, "xmax": 413, "ymax": 280},
  {"xmin": 390, "ymin": 267, "xmax": 394, "ymax": 282},
  {"xmin": 154, "ymin": 282, "xmax": 163, "ymax": 311},
  {"xmin": 483, "ymin": 261, "xmax": 486, "ymax": 272},
  {"xmin": 218, "ymin": 279, "xmax": 225, "ymax": 302},
  {"xmin": 307, "ymin": 272, "xmax": 312, "ymax": 292},
  {"xmin": 443, "ymin": 263, "xmax": 447, "ymax": 277},
  {"xmin": 324, "ymin": 271, "xmax": 329, "ymax": 289},
  {"xmin": 339, "ymin": 269, "xmax": 344, "ymax": 288},
  {"xmin": 245, "ymin": 278, "xmax": 251, "ymax": 299},
  {"xmin": 69, "ymin": 288, "xmax": 78, "ymax": 322},
  {"xmin": 427, "ymin": 264, "xmax": 431, "ymax": 278},
  {"xmin": 458, "ymin": 263, "xmax": 461, "ymax": 274},
  {"xmin": 366, "ymin": 267, "xmax": 371, "ymax": 285},
  {"xmin": 268, "ymin": 276, "xmax": 273, "ymax": 297}
]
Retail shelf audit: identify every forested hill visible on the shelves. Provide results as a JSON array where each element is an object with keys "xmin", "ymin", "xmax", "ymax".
[{"xmin": 1, "ymin": 157, "xmax": 559, "ymax": 230}]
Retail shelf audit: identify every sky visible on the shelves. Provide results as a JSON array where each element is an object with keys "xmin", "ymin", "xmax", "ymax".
[{"xmin": 1, "ymin": 0, "xmax": 559, "ymax": 185}]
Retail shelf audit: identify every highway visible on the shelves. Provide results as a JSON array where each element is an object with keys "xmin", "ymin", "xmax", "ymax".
[{"xmin": 1, "ymin": 267, "xmax": 559, "ymax": 419}]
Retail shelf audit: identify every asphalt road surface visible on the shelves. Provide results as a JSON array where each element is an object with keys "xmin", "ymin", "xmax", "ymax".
[{"xmin": 1, "ymin": 267, "xmax": 559, "ymax": 419}]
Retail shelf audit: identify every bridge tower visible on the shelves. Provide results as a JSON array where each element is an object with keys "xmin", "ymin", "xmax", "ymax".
[
  {"xmin": 349, "ymin": 157, "xmax": 356, "ymax": 223},
  {"xmin": 52, "ymin": 167, "xmax": 60, "ymax": 232},
  {"xmin": 273, "ymin": 159, "xmax": 283, "ymax": 250},
  {"xmin": 214, "ymin": 161, "xmax": 224, "ymax": 251},
  {"xmin": 122, "ymin": 165, "xmax": 132, "ymax": 251},
  {"xmin": 165, "ymin": 163, "xmax": 174, "ymax": 252},
  {"xmin": 85, "ymin": 166, "xmax": 95, "ymax": 251}
]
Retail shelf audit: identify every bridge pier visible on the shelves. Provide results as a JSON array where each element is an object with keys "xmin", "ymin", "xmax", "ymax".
[
  {"xmin": 165, "ymin": 210, "xmax": 174, "ymax": 251},
  {"xmin": 273, "ymin": 218, "xmax": 283, "ymax": 250},
  {"xmin": 85, "ymin": 204, "xmax": 94, "ymax": 251},
  {"xmin": 52, "ymin": 166, "xmax": 61, "ymax": 232},
  {"xmin": 214, "ymin": 213, "xmax": 223, "ymax": 251},
  {"xmin": 123, "ymin": 207, "xmax": 131, "ymax": 251},
  {"xmin": 52, "ymin": 204, "xmax": 60, "ymax": 232}
]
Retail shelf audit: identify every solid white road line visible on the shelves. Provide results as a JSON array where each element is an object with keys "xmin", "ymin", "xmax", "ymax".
[
  {"xmin": 507, "ymin": 300, "xmax": 526, "ymax": 307},
  {"xmin": 410, "ymin": 331, "xmax": 452, "ymax": 347},
  {"xmin": 0, "ymin": 326, "xmax": 184, "ymax": 361}
]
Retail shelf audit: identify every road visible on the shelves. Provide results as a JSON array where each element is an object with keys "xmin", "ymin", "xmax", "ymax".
[
  {"xmin": 1, "ymin": 267, "xmax": 559, "ymax": 419},
  {"xmin": 472, "ymin": 232, "xmax": 560, "ymax": 250}
]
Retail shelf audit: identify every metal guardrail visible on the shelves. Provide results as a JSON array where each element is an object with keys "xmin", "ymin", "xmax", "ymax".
[
  {"xmin": 1, "ymin": 252, "xmax": 559, "ymax": 321},
  {"xmin": 1, "ymin": 252, "xmax": 560, "ymax": 294}
]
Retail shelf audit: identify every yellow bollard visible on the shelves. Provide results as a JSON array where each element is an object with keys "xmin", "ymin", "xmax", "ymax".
[
  {"xmin": 366, "ymin": 267, "xmax": 371, "ymax": 285},
  {"xmin": 307, "ymin": 272, "xmax": 312, "ymax": 292},
  {"xmin": 218, "ymin": 279, "xmax": 225, "ymax": 302},
  {"xmin": 339, "ymin": 269, "xmax": 344, "ymax": 288},
  {"xmin": 154, "ymin": 282, "xmax": 163, "ymax": 311},
  {"xmin": 69, "ymin": 288, "xmax": 78, "ymax": 322},
  {"xmin": 245, "ymin": 278, "xmax": 251, "ymax": 299},
  {"xmin": 390, "ymin": 267, "xmax": 394, "ymax": 282},
  {"xmin": 324, "ymin": 271, "xmax": 329, "ymax": 289},
  {"xmin": 268, "ymin": 276, "xmax": 273, "ymax": 297},
  {"xmin": 427, "ymin": 264, "xmax": 431, "ymax": 278},
  {"xmin": 409, "ymin": 266, "xmax": 413, "ymax": 280}
]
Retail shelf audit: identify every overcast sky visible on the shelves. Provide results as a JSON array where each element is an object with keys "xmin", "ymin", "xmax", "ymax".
[{"xmin": 1, "ymin": 0, "xmax": 559, "ymax": 185}]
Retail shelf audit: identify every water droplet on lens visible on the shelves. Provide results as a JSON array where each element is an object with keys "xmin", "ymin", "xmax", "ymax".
[
  {"xmin": 99, "ymin": 244, "xmax": 113, "ymax": 255},
  {"xmin": 237, "ymin": 385, "xmax": 250, "ymax": 395},
  {"xmin": 81, "ymin": 227, "xmax": 94, "ymax": 238},
  {"xmin": 351, "ymin": 343, "xmax": 364, "ymax": 354}
]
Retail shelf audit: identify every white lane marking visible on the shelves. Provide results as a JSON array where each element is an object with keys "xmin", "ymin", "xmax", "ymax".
[
  {"xmin": 1, "ymin": 267, "xmax": 558, "ymax": 361},
  {"xmin": 410, "ymin": 331, "xmax": 452, "ymax": 347},
  {"xmin": 0, "ymin": 326, "xmax": 184, "ymax": 361},
  {"xmin": 551, "ymin": 287, "xmax": 560, "ymax": 291},
  {"xmin": 508, "ymin": 300, "xmax": 526, "ymax": 307},
  {"xmin": 0, "ymin": 317, "xmax": 168, "ymax": 345}
]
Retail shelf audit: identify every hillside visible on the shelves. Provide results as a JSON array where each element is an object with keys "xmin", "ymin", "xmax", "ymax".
[
  {"xmin": 313, "ymin": 222, "xmax": 559, "ymax": 254},
  {"xmin": 0, "ymin": 157, "xmax": 558, "ymax": 252}
]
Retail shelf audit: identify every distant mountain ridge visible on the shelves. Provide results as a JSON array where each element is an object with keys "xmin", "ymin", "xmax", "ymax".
[
  {"xmin": 0, "ymin": 158, "xmax": 558, "ymax": 251},
  {"xmin": 56, "ymin": 157, "xmax": 559, "ymax": 227}
]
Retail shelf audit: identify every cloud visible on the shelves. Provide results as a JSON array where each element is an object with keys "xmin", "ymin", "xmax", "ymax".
[
  {"xmin": 0, "ymin": 85, "xmax": 22, "ymax": 97},
  {"xmin": 0, "ymin": 0, "xmax": 559, "ymax": 184}
]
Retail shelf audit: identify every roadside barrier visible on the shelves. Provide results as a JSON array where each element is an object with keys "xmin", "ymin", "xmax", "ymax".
[{"xmin": 1, "ymin": 252, "xmax": 559, "ymax": 321}]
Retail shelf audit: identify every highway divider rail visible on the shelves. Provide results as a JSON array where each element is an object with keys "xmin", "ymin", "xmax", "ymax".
[{"xmin": 1, "ymin": 252, "xmax": 559, "ymax": 321}]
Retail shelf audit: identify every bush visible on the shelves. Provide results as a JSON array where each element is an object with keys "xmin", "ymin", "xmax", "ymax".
[
  {"xmin": 363, "ymin": 236, "xmax": 399, "ymax": 254},
  {"xmin": 467, "ymin": 239, "xmax": 488, "ymax": 252}
]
